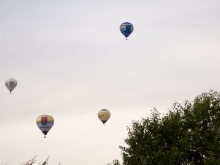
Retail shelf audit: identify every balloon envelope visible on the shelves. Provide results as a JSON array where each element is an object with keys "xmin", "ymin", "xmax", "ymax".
[
  {"xmin": 120, "ymin": 22, "xmax": 133, "ymax": 39},
  {"xmin": 36, "ymin": 115, "xmax": 54, "ymax": 138},
  {"xmin": 5, "ymin": 78, "xmax": 17, "ymax": 93},
  {"xmin": 98, "ymin": 109, "xmax": 111, "ymax": 125}
]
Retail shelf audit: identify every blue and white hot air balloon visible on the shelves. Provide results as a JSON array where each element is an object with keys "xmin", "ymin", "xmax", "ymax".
[{"xmin": 120, "ymin": 22, "xmax": 134, "ymax": 40}]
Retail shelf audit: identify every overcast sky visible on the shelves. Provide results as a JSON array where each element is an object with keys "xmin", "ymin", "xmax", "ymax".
[{"xmin": 0, "ymin": 0, "xmax": 220, "ymax": 164}]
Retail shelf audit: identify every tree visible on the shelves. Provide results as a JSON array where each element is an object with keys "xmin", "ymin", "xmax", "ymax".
[{"xmin": 109, "ymin": 90, "xmax": 220, "ymax": 165}]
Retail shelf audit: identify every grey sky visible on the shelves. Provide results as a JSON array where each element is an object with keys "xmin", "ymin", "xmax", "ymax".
[{"xmin": 0, "ymin": 0, "xmax": 220, "ymax": 164}]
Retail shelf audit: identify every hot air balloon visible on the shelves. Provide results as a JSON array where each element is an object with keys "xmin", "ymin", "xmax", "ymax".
[
  {"xmin": 98, "ymin": 109, "xmax": 111, "ymax": 126},
  {"xmin": 120, "ymin": 22, "xmax": 134, "ymax": 40},
  {"xmin": 36, "ymin": 115, "xmax": 54, "ymax": 138},
  {"xmin": 5, "ymin": 78, "xmax": 17, "ymax": 94}
]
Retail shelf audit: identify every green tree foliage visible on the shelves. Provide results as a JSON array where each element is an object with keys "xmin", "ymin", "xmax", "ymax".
[{"xmin": 109, "ymin": 90, "xmax": 220, "ymax": 165}]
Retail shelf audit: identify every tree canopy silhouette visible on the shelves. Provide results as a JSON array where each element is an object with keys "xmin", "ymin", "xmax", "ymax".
[{"xmin": 109, "ymin": 90, "xmax": 220, "ymax": 165}]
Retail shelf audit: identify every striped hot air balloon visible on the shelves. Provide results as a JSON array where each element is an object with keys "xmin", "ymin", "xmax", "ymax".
[{"xmin": 36, "ymin": 115, "xmax": 54, "ymax": 138}]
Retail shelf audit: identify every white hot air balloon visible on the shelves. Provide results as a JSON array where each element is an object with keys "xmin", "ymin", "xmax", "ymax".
[
  {"xmin": 5, "ymin": 78, "xmax": 17, "ymax": 94},
  {"xmin": 98, "ymin": 109, "xmax": 111, "ymax": 126}
]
